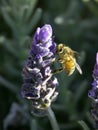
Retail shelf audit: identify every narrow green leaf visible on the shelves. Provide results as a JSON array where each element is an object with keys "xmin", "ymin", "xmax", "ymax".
[
  {"xmin": 27, "ymin": 8, "xmax": 42, "ymax": 33},
  {"xmin": 0, "ymin": 76, "xmax": 19, "ymax": 93},
  {"xmin": 1, "ymin": 7, "xmax": 17, "ymax": 34},
  {"xmin": 83, "ymin": 0, "xmax": 98, "ymax": 16},
  {"xmin": 78, "ymin": 120, "xmax": 90, "ymax": 130},
  {"xmin": 24, "ymin": 0, "xmax": 38, "ymax": 22}
]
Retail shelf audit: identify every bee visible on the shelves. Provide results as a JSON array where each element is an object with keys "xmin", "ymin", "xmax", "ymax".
[{"xmin": 54, "ymin": 43, "xmax": 82, "ymax": 76}]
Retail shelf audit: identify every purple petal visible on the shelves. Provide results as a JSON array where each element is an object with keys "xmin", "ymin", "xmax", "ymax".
[
  {"xmin": 31, "ymin": 43, "xmax": 50, "ymax": 57},
  {"xmin": 33, "ymin": 27, "xmax": 40, "ymax": 43},
  {"xmin": 44, "ymin": 67, "xmax": 51, "ymax": 76},
  {"xmin": 92, "ymin": 81, "xmax": 98, "ymax": 89},
  {"xmin": 39, "ymin": 24, "xmax": 52, "ymax": 43},
  {"xmin": 49, "ymin": 42, "xmax": 57, "ymax": 54},
  {"xmin": 96, "ymin": 53, "xmax": 98, "ymax": 66},
  {"xmin": 41, "ymin": 38, "xmax": 53, "ymax": 48},
  {"xmin": 21, "ymin": 83, "xmax": 40, "ymax": 99},
  {"xmin": 52, "ymin": 77, "xmax": 59, "ymax": 86},
  {"xmin": 88, "ymin": 90, "xmax": 96, "ymax": 98}
]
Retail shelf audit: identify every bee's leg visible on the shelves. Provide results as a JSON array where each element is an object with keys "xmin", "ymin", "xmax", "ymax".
[
  {"xmin": 58, "ymin": 60, "xmax": 64, "ymax": 64},
  {"xmin": 57, "ymin": 58, "xmax": 65, "ymax": 64},
  {"xmin": 52, "ymin": 67, "xmax": 64, "ymax": 74},
  {"xmin": 54, "ymin": 58, "xmax": 64, "ymax": 64}
]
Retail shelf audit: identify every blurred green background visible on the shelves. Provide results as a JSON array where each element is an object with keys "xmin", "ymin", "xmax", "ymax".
[{"xmin": 0, "ymin": 0, "xmax": 98, "ymax": 130}]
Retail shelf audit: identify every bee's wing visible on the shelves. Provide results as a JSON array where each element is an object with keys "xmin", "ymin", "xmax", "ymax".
[
  {"xmin": 73, "ymin": 51, "xmax": 80, "ymax": 58},
  {"xmin": 76, "ymin": 62, "xmax": 82, "ymax": 74}
]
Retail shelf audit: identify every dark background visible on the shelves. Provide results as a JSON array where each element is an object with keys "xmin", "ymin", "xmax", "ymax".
[{"xmin": 0, "ymin": 0, "xmax": 98, "ymax": 130}]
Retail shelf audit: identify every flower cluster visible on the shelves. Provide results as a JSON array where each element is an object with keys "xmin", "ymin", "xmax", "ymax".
[
  {"xmin": 88, "ymin": 53, "xmax": 98, "ymax": 128},
  {"xmin": 21, "ymin": 24, "xmax": 58, "ymax": 115}
]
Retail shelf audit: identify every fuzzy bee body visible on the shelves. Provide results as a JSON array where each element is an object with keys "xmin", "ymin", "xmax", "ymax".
[{"xmin": 56, "ymin": 43, "xmax": 82, "ymax": 76}]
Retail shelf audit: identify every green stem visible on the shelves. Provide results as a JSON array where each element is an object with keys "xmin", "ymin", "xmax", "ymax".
[
  {"xmin": 30, "ymin": 119, "xmax": 37, "ymax": 130},
  {"xmin": 78, "ymin": 120, "xmax": 90, "ymax": 130},
  {"xmin": 47, "ymin": 107, "xmax": 60, "ymax": 130}
]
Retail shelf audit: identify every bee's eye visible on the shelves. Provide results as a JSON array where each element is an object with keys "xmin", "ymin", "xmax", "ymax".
[{"xmin": 59, "ymin": 48, "xmax": 62, "ymax": 52}]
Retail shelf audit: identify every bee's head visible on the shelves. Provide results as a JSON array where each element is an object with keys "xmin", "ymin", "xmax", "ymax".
[{"xmin": 57, "ymin": 43, "xmax": 64, "ymax": 53}]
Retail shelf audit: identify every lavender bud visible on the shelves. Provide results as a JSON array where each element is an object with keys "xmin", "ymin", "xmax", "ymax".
[{"xmin": 39, "ymin": 24, "xmax": 52, "ymax": 43}]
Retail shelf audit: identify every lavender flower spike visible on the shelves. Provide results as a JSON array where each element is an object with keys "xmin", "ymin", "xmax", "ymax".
[
  {"xmin": 88, "ymin": 52, "xmax": 98, "ymax": 128},
  {"xmin": 22, "ymin": 24, "xmax": 58, "ymax": 115}
]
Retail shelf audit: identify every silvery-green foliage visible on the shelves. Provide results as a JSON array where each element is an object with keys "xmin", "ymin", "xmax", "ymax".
[{"xmin": 0, "ymin": 0, "xmax": 98, "ymax": 130}]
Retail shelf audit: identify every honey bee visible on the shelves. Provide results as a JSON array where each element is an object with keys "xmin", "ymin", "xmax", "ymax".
[{"xmin": 54, "ymin": 43, "xmax": 82, "ymax": 76}]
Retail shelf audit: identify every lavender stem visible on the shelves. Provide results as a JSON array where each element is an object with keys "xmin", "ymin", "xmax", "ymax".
[{"xmin": 47, "ymin": 107, "xmax": 60, "ymax": 130}]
